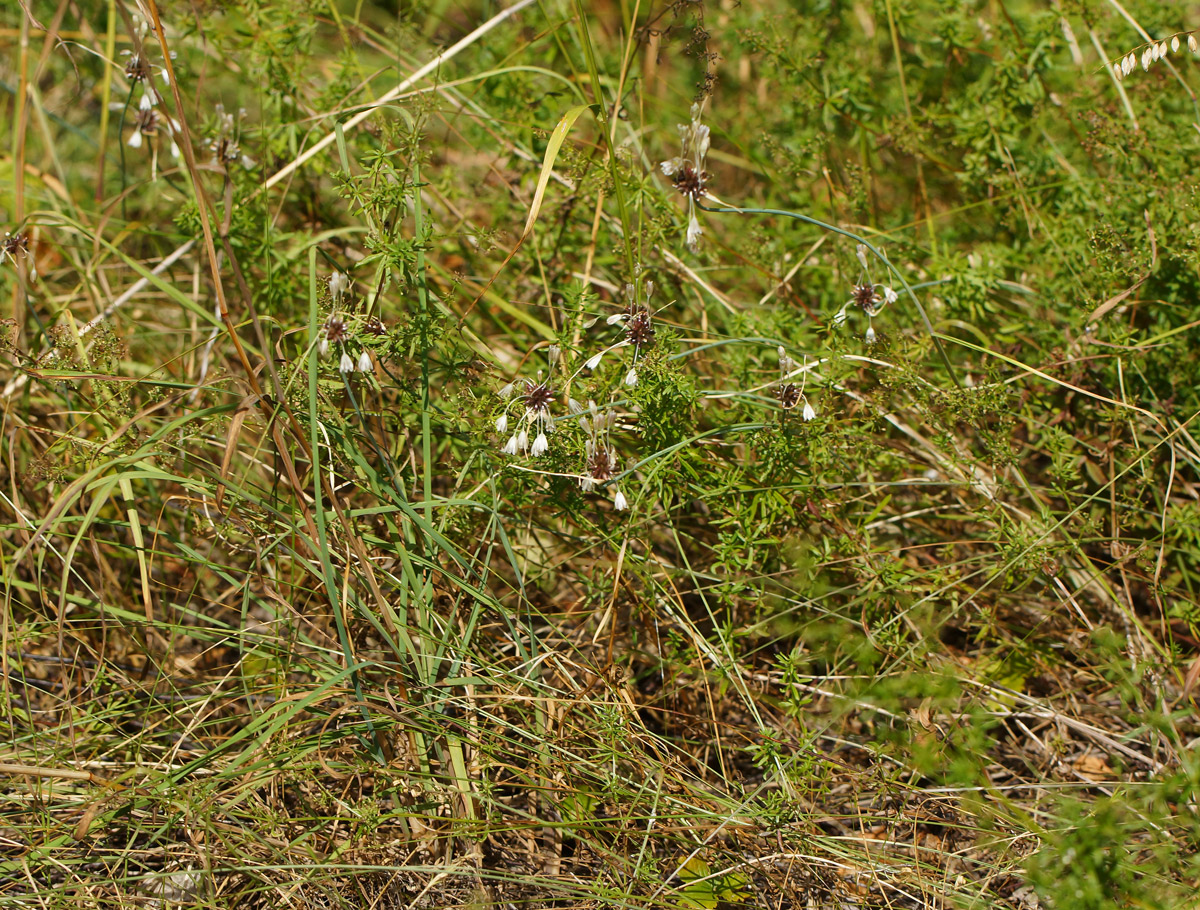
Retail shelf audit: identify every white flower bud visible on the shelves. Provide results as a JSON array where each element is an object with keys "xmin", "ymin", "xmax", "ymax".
[
  {"xmin": 318, "ymin": 337, "xmax": 330, "ymax": 358},
  {"xmin": 856, "ymin": 243, "xmax": 870, "ymax": 270},
  {"xmin": 495, "ymin": 413, "xmax": 508, "ymax": 434},
  {"xmin": 865, "ymin": 325, "xmax": 877, "ymax": 344},
  {"xmin": 584, "ymin": 351, "xmax": 604, "ymax": 371},
  {"xmin": 613, "ymin": 489, "xmax": 628, "ymax": 511},
  {"xmin": 1190, "ymin": 34, "xmax": 1198, "ymax": 54},
  {"xmin": 357, "ymin": 351, "xmax": 372, "ymax": 372},
  {"xmin": 606, "ymin": 313, "xmax": 627, "ymax": 325},
  {"xmin": 339, "ymin": 351, "xmax": 354, "ymax": 372},
  {"xmin": 128, "ymin": 130, "xmax": 144, "ymax": 149},
  {"xmin": 624, "ymin": 368, "xmax": 638, "ymax": 387},
  {"xmin": 547, "ymin": 344, "xmax": 561, "ymax": 366},
  {"xmin": 802, "ymin": 401, "xmax": 816, "ymax": 422},
  {"xmin": 531, "ymin": 432, "xmax": 548, "ymax": 457},
  {"xmin": 1171, "ymin": 35, "xmax": 1180, "ymax": 53}
]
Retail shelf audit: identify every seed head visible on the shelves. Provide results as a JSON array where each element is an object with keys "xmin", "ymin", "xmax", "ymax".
[
  {"xmin": 776, "ymin": 383, "xmax": 801, "ymax": 410},
  {"xmin": 323, "ymin": 314, "xmax": 349, "ymax": 346},
  {"xmin": 624, "ymin": 309, "xmax": 656, "ymax": 349},
  {"xmin": 852, "ymin": 283, "xmax": 881, "ymax": 315},
  {"xmin": 522, "ymin": 380, "xmax": 554, "ymax": 416}
]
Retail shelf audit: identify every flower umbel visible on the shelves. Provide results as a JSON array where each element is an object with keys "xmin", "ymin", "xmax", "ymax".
[
  {"xmin": 2, "ymin": 231, "xmax": 29, "ymax": 266},
  {"xmin": 832, "ymin": 243, "xmax": 897, "ymax": 343},
  {"xmin": 602, "ymin": 276, "xmax": 659, "ymax": 389},
  {"xmin": 775, "ymin": 346, "xmax": 816, "ymax": 420},
  {"xmin": 497, "ymin": 349, "xmax": 560, "ymax": 458},
  {"xmin": 120, "ymin": 46, "xmax": 171, "ymax": 106},
  {"xmin": 660, "ymin": 103, "xmax": 710, "ymax": 252},
  {"xmin": 578, "ymin": 401, "xmax": 627, "ymax": 510},
  {"xmin": 208, "ymin": 103, "xmax": 255, "ymax": 169},
  {"xmin": 126, "ymin": 95, "xmax": 181, "ymax": 170}
]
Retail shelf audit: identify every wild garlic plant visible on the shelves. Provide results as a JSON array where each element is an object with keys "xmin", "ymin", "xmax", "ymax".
[
  {"xmin": 497, "ymin": 346, "xmax": 562, "ymax": 458},
  {"xmin": 318, "ymin": 273, "xmax": 379, "ymax": 374},
  {"xmin": 578, "ymin": 401, "xmax": 627, "ymax": 511},
  {"xmin": 831, "ymin": 244, "xmax": 899, "ymax": 344},
  {"xmin": 775, "ymin": 347, "xmax": 816, "ymax": 422},
  {"xmin": 660, "ymin": 103, "xmax": 710, "ymax": 253}
]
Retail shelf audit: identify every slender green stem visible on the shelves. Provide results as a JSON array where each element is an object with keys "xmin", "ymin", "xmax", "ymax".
[{"xmin": 574, "ymin": 0, "xmax": 636, "ymax": 277}]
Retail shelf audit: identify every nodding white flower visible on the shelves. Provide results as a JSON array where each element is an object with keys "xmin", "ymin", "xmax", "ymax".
[
  {"xmin": 530, "ymin": 432, "xmax": 549, "ymax": 457},
  {"xmin": 686, "ymin": 212, "xmax": 703, "ymax": 252},
  {"xmin": 584, "ymin": 351, "xmax": 604, "ymax": 371},
  {"xmin": 568, "ymin": 398, "xmax": 584, "ymax": 415},
  {"xmin": 1171, "ymin": 35, "xmax": 1180, "ymax": 53},
  {"xmin": 606, "ymin": 312, "xmax": 627, "ymax": 325},
  {"xmin": 495, "ymin": 413, "xmax": 508, "ymax": 434},
  {"xmin": 339, "ymin": 351, "xmax": 355, "ymax": 372},
  {"xmin": 613, "ymin": 489, "xmax": 628, "ymax": 511},
  {"xmin": 832, "ymin": 306, "xmax": 850, "ymax": 327},
  {"xmin": 329, "ymin": 272, "xmax": 350, "ymax": 299},
  {"xmin": 883, "ymin": 286, "xmax": 898, "ymax": 304},
  {"xmin": 356, "ymin": 350, "xmax": 372, "ymax": 372},
  {"xmin": 318, "ymin": 337, "xmax": 330, "ymax": 358},
  {"xmin": 661, "ymin": 103, "xmax": 710, "ymax": 253},
  {"xmin": 502, "ymin": 434, "xmax": 519, "ymax": 456},
  {"xmin": 128, "ymin": 129, "xmax": 144, "ymax": 149},
  {"xmin": 802, "ymin": 400, "xmax": 817, "ymax": 421},
  {"xmin": 624, "ymin": 367, "xmax": 638, "ymax": 388},
  {"xmin": 516, "ymin": 428, "xmax": 529, "ymax": 453},
  {"xmin": 498, "ymin": 382, "xmax": 515, "ymax": 399},
  {"xmin": 1142, "ymin": 47, "xmax": 1151, "ymax": 70},
  {"xmin": 865, "ymin": 325, "xmax": 877, "ymax": 344},
  {"xmin": 1158, "ymin": 41, "xmax": 1168, "ymax": 58}
]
